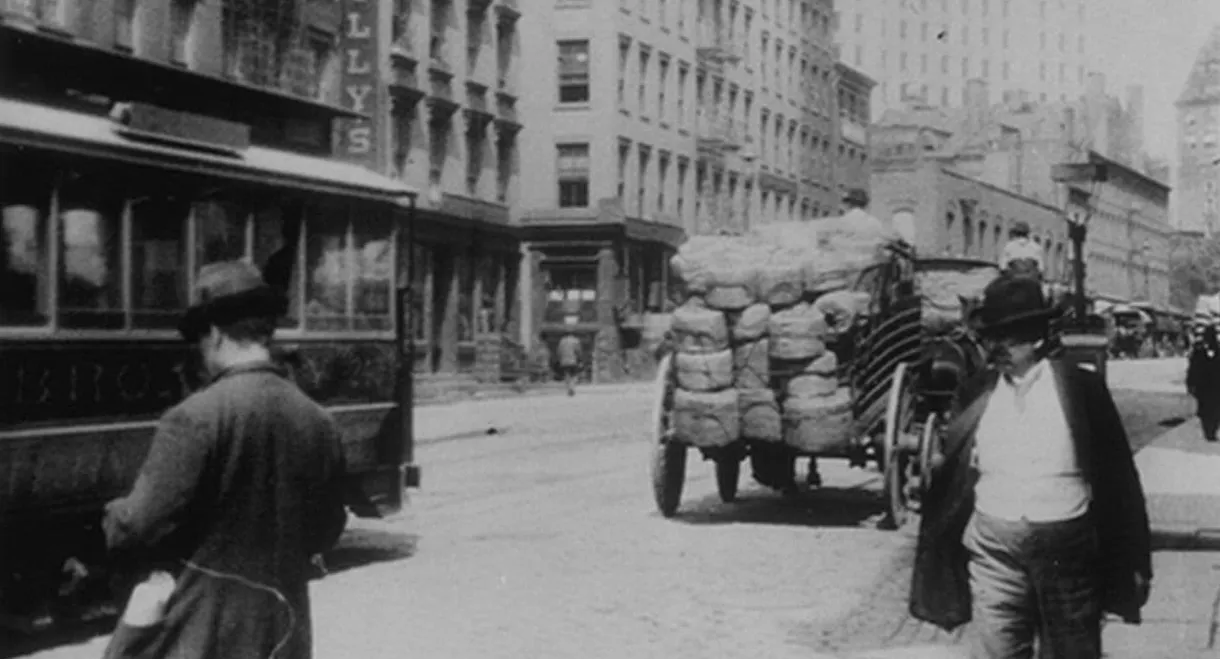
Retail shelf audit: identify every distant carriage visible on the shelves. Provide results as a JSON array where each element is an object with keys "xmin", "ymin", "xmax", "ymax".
[{"xmin": 649, "ymin": 248, "xmax": 997, "ymax": 529}]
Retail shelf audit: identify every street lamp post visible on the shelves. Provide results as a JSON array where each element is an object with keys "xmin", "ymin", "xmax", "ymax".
[{"xmin": 1051, "ymin": 162, "xmax": 1110, "ymax": 376}]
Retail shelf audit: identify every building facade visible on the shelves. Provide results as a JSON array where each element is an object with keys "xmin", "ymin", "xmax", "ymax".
[
  {"xmin": 380, "ymin": 0, "xmax": 525, "ymax": 379},
  {"xmin": 835, "ymin": 61, "xmax": 875, "ymax": 200},
  {"xmin": 1175, "ymin": 25, "xmax": 1220, "ymax": 235},
  {"xmin": 871, "ymin": 79, "xmax": 1174, "ymax": 308},
  {"xmin": 835, "ymin": 0, "xmax": 1094, "ymax": 118},
  {"xmin": 873, "ymin": 162, "xmax": 1072, "ymax": 281},
  {"xmin": 516, "ymin": 0, "xmax": 845, "ymax": 382},
  {"xmin": 1062, "ymin": 151, "xmax": 1173, "ymax": 308}
]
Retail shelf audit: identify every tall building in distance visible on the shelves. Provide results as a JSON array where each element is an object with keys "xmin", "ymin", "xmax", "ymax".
[
  {"xmin": 834, "ymin": 0, "xmax": 1093, "ymax": 117},
  {"xmin": 1174, "ymin": 25, "xmax": 1220, "ymax": 235},
  {"xmin": 515, "ymin": 0, "xmax": 848, "ymax": 380}
]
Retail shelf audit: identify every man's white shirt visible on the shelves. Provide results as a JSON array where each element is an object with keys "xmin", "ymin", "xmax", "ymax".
[{"xmin": 973, "ymin": 360, "xmax": 1092, "ymax": 522}]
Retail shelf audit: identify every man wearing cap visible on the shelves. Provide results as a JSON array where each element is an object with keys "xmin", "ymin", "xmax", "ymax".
[
  {"xmin": 910, "ymin": 274, "xmax": 1152, "ymax": 658},
  {"xmin": 1000, "ymin": 221, "xmax": 1044, "ymax": 281},
  {"xmin": 101, "ymin": 260, "xmax": 348, "ymax": 659}
]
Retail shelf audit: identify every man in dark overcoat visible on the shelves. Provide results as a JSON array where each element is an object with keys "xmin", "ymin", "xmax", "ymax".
[
  {"xmin": 1187, "ymin": 313, "xmax": 1220, "ymax": 442},
  {"xmin": 909, "ymin": 274, "xmax": 1152, "ymax": 658},
  {"xmin": 101, "ymin": 260, "xmax": 348, "ymax": 659}
]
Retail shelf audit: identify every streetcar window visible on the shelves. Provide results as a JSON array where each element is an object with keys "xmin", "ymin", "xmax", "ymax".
[
  {"xmin": 0, "ymin": 160, "xmax": 52, "ymax": 327},
  {"xmin": 58, "ymin": 171, "xmax": 124, "ymax": 329},
  {"xmin": 130, "ymin": 196, "xmax": 190, "ymax": 329},
  {"xmin": 304, "ymin": 209, "xmax": 394, "ymax": 331},
  {"xmin": 252, "ymin": 206, "xmax": 302, "ymax": 329},
  {"xmin": 305, "ymin": 215, "xmax": 349, "ymax": 330},
  {"xmin": 351, "ymin": 216, "xmax": 393, "ymax": 331},
  {"xmin": 194, "ymin": 198, "xmax": 248, "ymax": 265}
]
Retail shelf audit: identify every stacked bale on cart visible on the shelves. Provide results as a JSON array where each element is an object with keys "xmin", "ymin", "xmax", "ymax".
[
  {"xmin": 919, "ymin": 264, "xmax": 999, "ymax": 333},
  {"xmin": 667, "ymin": 212, "xmax": 898, "ymax": 457}
]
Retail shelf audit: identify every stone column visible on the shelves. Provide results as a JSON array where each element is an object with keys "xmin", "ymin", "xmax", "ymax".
[
  {"xmin": 438, "ymin": 249, "xmax": 460, "ymax": 374},
  {"xmin": 593, "ymin": 245, "xmax": 624, "ymax": 383}
]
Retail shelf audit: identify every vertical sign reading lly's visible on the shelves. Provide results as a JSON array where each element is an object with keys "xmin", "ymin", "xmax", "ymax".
[{"xmin": 337, "ymin": 0, "xmax": 384, "ymax": 171}]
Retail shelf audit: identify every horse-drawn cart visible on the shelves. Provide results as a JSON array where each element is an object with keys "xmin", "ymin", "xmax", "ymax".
[{"xmin": 650, "ymin": 245, "xmax": 997, "ymax": 529}]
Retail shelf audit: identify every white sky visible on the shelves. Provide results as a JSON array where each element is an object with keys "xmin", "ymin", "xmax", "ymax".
[{"xmin": 1092, "ymin": 0, "xmax": 1220, "ymax": 163}]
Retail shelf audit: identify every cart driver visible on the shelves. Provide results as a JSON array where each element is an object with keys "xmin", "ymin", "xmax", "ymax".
[{"xmin": 1000, "ymin": 221, "xmax": 1043, "ymax": 281}]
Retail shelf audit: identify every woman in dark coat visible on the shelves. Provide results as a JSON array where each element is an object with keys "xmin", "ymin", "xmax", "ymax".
[
  {"xmin": 102, "ymin": 260, "xmax": 348, "ymax": 659},
  {"xmin": 1187, "ymin": 316, "xmax": 1220, "ymax": 442}
]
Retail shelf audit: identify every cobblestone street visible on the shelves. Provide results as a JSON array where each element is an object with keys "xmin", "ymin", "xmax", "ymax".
[{"xmin": 10, "ymin": 361, "xmax": 1196, "ymax": 659}]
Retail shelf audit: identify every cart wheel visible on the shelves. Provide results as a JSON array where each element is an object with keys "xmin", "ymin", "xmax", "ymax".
[
  {"xmin": 716, "ymin": 458, "xmax": 740, "ymax": 503},
  {"xmin": 917, "ymin": 411, "xmax": 942, "ymax": 500},
  {"xmin": 881, "ymin": 362, "xmax": 916, "ymax": 530},
  {"xmin": 650, "ymin": 354, "xmax": 686, "ymax": 517}
]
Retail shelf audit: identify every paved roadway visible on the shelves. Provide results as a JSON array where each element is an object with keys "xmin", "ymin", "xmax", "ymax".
[{"xmin": 10, "ymin": 360, "xmax": 1191, "ymax": 659}]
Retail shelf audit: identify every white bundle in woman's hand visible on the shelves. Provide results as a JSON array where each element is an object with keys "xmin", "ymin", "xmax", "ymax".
[{"xmin": 120, "ymin": 571, "xmax": 175, "ymax": 628}]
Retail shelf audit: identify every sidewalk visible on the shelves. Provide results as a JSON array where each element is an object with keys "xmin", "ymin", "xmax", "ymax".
[{"xmin": 852, "ymin": 415, "xmax": 1220, "ymax": 659}]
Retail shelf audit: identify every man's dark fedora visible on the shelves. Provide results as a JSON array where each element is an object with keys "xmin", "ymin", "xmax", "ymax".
[
  {"xmin": 178, "ymin": 260, "xmax": 287, "ymax": 341},
  {"xmin": 971, "ymin": 273, "xmax": 1060, "ymax": 337}
]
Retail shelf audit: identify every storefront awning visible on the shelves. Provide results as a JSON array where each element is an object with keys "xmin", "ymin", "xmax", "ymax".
[{"xmin": 0, "ymin": 97, "xmax": 417, "ymax": 204}]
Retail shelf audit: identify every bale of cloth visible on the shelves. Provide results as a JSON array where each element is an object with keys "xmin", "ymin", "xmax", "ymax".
[
  {"xmin": 672, "ymin": 388, "xmax": 740, "ymax": 448},
  {"xmin": 782, "ymin": 387, "xmax": 854, "ymax": 454},
  {"xmin": 670, "ymin": 236, "xmax": 761, "ymax": 310},
  {"xmin": 670, "ymin": 301, "xmax": 730, "ymax": 353},
  {"xmin": 732, "ymin": 338, "xmax": 770, "ymax": 390},
  {"xmin": 674, "ymin": 349, "xmax": 734, "ymax": 392},
  {"xmin": 738, "ymin": 388, "xmax": 782, "ymax": 442},
  {"xmin": 731, "ymin": 303, "xmax": 771, "ymax": 342},
  {"xmin": 918, "ymin": 265, "xmax": 997, "ymax": 333},
  {"xmin": 768, "ymin": 302, "xmax": 829, "ymax": 361}
]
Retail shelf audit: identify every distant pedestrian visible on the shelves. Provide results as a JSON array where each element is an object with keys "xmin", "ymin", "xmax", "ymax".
[
  {"xmin": 911, "ymin": 274, "xmax": 1152, "ymax": 659},
  {"xmin": 1000, "ymin": 221, "xmax": 1043, "ymax": 281},
  {"xmin": 557, "ymin": 332, "xmax": 583, "ymax": 396},
  {"xmin": 102, "ymin": 261, "xmax": 348, "ymax": 659},
  {"xmin": 1187, "ymin": 315, "xmax": 1220, "ymax": 442}
]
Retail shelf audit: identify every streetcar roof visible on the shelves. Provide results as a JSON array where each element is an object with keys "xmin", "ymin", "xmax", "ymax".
[{"xmin": 0, "ymin": 96, "xmax": 419, "ymax": 204}]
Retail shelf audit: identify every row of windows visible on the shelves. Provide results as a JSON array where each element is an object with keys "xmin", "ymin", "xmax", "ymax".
[
  {"xmin": 944, "ymin": 210, "xmax": 1070, "ymax": 281},
  {"xmin": 877, "ymin": 79, "xmax": 1072, "ymax": 110},
  {"xmin": 551, "ymin": 138, "xmax": 844, "ymax": 228},
  {"xmin": 394, "ymin": 0, "xmax": 518, "ymax": 88},
  {"xmin": 844, "ymin": 0, "xmax": 1084, "ymax": 21},
  {"xmin": 0, "ymin": 158, "xmax": 396, "ymax": 333},
  {"xmin": 618, "ymin": 0, "xmax": 834, "ymax": 43},
  {"xmin": 389, "ymin": 101, "xmax": 516, "ymax": 204},
  {"xmin": 604, "ymin": 36, "xmax": 834, "ymax": 126},
  {"xmin": 857, "ymin": 18, "xmax": 1087, "ymax": 57},
  {"xmin": 863, "ymin": 48, "xmax": 1085, "ymax": 89},
  {"xmin": 11, "ymin": 0, "xmax": 340, "ymax": 104}
]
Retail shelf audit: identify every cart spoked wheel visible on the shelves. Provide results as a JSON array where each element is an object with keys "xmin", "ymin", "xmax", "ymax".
[
  {"xmin": 917, "ymin": 411, "xmax": 943, "ymax": 501},
  {"xmin": 650, "ymin": 354, "xmax": 687, "ymax": 517},
  {"xmin": 715, "ymin": 457, "xmax": 740, "ymax": 503},
  {"xmin": 880, "ymin": 362, "xmax": 917, "ymax": 530}
]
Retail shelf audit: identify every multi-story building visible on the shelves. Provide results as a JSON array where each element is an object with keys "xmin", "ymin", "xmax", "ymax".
[
  {"xmin": 871, "ymin": 78, "xmax": 1173, "ymax": 308},
  {"xmin": 1174, "ymin": 24, "xmax": 1220, "ymax": 235},
  {"xmin": 380, "ymin": 0, "xmax": 525, "ymax": 378},
  {"xmin": 835, "ymin": 0, "xmax": 1093, "ymax": 118},
  {"xmin": 834, "ymin": 61, "xmax": 875, "ymax": 200},
  {"xmin": 516, "ymin": 0, "xmax": 844, "ymax": 381}
]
